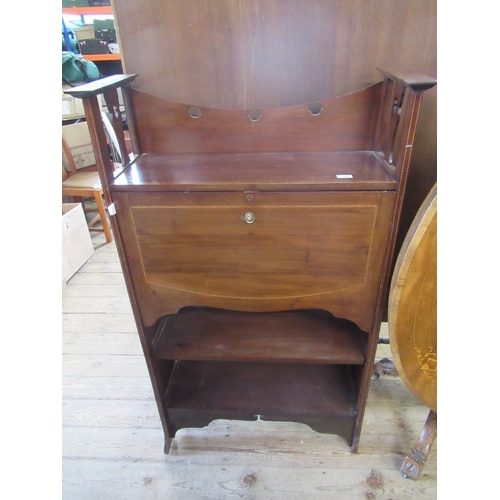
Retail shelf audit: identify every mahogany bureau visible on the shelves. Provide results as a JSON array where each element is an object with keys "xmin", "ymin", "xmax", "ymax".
[{"xmin": 65, "ymin": 69, "xmax": 436, "ymax": 452}]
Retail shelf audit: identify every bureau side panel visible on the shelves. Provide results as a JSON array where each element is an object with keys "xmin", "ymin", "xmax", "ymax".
[{"xmin": 113, "ymin": 191, "xmax": 396, "ymax": 332}]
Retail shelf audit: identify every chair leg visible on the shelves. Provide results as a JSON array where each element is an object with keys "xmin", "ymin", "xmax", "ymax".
[{"xmin": 94, "ymin": 190, "xmax": 113, "ymax": 243}]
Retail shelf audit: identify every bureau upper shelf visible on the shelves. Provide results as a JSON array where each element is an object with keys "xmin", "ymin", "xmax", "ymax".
[
  {"xmin": 111, "ymin": 150, "xmax": 396, "ymax": 192},
  {"xmin": 153, "ymin": 307, "xmax": 367, "ymax": 364}
]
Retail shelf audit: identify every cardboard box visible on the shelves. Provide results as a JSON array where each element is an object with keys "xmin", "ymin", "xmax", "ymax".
[
  {"xmin": 75, "ymin": 25, "xmax": 95, "ymax": 41},
  {"xmin": 62, "ymin": 203, "xmax": 94, "ymax": 282},
  {"xmin": 62, "ymin": 121, "xmax": 96, "ymax": 170},
  {"xmin": 62, "ymin": 84, "xmax": 102, "ymax": 121},
  {"xmin": 62, "ymin": 86, "xmax": 85, "ymax": 120},
  {"xmin": 62, "ymin": 84, "xmax": 103, "ymax": 121}
]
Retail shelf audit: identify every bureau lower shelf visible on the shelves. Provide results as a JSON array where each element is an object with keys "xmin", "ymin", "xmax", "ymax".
[{"xmin": 165, "ymin": 360, "xmax": 358, "ymax": 442}]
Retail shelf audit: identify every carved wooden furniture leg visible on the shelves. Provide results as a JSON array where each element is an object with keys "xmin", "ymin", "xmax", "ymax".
[{"xmin": 401, "ymin": 409, "xmax": 437, "ymax": 480}]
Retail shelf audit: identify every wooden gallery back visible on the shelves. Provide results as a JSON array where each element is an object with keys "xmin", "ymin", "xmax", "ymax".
[{"xmin": 65, "ymin": 0, "xmax": 436, "ymax": 454}]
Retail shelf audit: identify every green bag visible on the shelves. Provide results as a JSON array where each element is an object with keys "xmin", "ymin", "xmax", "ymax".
[{"xmin": 62, "ymin": 52, "xmax": 100, "ymax": 84}]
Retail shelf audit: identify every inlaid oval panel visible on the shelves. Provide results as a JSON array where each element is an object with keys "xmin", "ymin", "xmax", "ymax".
[{"xmin": 116, "ymin": 191, "xmax": 395, "ymax": 329}]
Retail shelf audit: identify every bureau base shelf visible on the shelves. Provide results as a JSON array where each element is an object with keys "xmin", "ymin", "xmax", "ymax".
[{"xmin": 165, "ymin": 360, "xmax": 358, "ymax": 445}]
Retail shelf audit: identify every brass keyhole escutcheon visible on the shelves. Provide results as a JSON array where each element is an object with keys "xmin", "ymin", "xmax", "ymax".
[
  {"xmin": 248, "ymin": 110, "xmax": 261, "ymax": 122},
  {"xmin": 245, "ymin": 212, "xmax": 255, "ymax": 224}
]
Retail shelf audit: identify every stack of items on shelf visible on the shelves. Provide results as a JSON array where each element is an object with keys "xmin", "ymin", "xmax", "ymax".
[{"xmin": 75, "ymin": 19, "xmax": 118, "ymax": 55}]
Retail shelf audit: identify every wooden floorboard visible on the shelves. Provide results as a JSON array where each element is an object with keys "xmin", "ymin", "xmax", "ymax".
[{"xmin": 62, "ymin": 231, "xmax": 437, "ymax": 499}]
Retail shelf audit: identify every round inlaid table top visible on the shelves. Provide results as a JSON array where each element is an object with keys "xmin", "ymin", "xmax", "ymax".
[{"xmin": 388, "ymin": 183, "xmax": 437, "ymax": 412}]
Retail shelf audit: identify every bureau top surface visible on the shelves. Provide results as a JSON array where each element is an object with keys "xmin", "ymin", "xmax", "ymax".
[{"xmin": 111, "ymin": 150, "xmax": 396, "ymax": 192}]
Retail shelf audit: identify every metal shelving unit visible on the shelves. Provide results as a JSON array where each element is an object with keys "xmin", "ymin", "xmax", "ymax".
[{"xmin": 62, "ymin": 5, "xmax": 120, "ymax": 62}]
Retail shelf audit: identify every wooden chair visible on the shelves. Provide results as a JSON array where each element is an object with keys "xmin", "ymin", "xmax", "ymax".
[{"xmin": 62, "ymin": 135, "xmax": 113, "ymax": 243}]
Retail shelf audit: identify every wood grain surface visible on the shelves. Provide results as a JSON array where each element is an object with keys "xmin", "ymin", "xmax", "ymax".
[
  {"xmin": 110, "ymin": 0, "xmax": 437, "ymax": 314},
  {"xmin": 113, "ymin": 190, "xmax": 395, "ymax": 331}
]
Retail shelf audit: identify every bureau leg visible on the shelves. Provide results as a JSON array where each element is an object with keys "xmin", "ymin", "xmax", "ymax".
[
  {"xmin": 401, "ymin": 409, "xmax": 437, "ymax": 480},
  {"xmin": 164, "ymin": 437, "xmax": 173, "ymax": 454}
]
